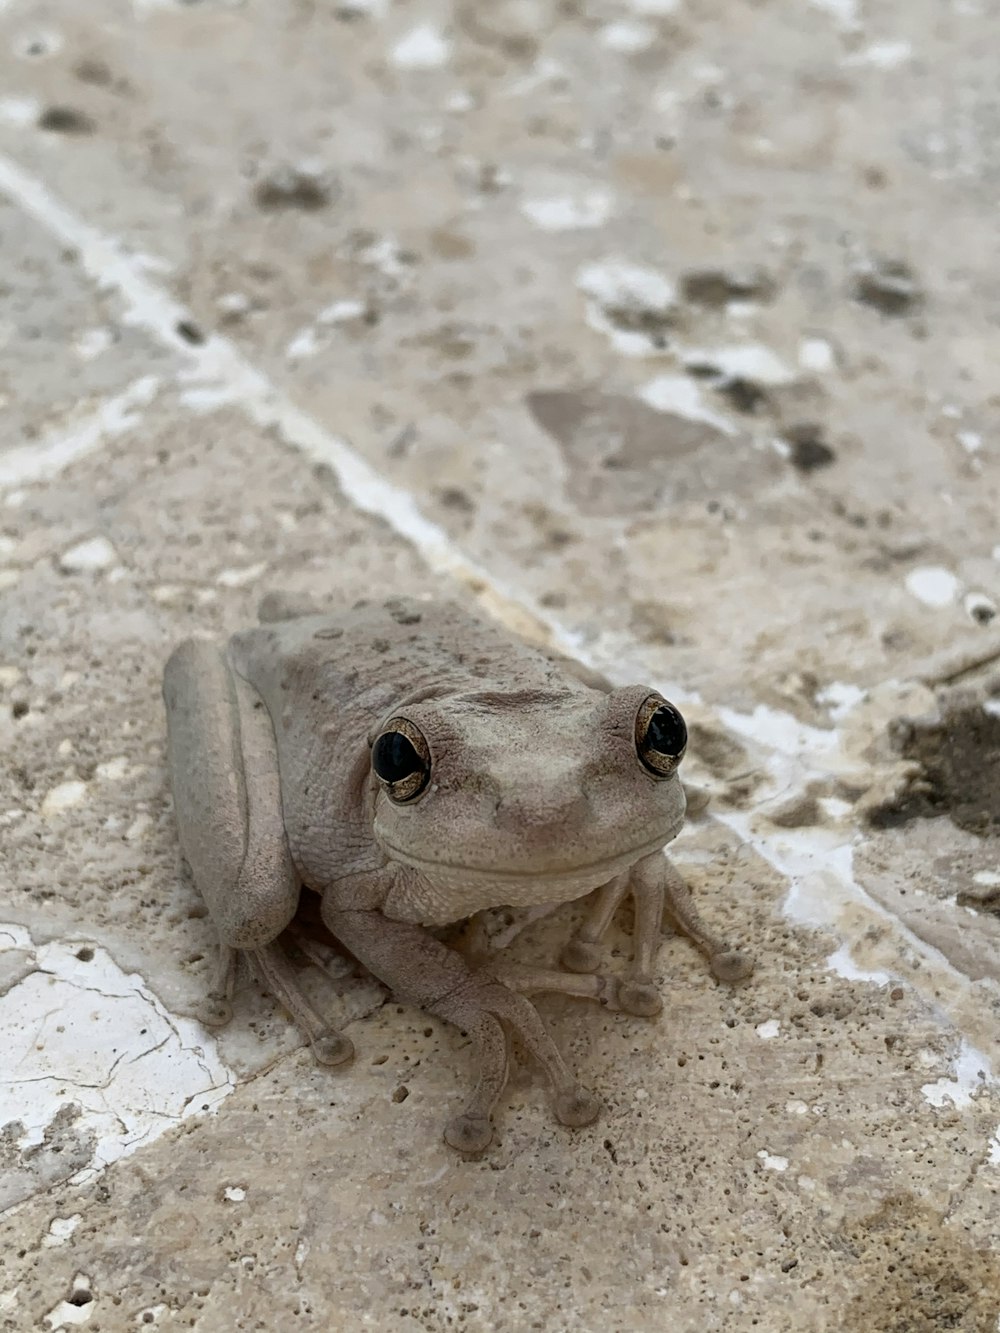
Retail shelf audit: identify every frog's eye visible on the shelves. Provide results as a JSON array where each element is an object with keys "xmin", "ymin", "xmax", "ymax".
[
  {"xmin": 635, "ymin": 694, "xmax": 687, "ymax": 776},
  {"xmin": 371, "ymin": 719, "xmax": 431, "ymax": 802}
]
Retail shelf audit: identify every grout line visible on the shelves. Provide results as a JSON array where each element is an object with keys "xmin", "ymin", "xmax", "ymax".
[
  {"xmin": 0, "ymin": 151, "xmax": 994, "ymax": 1080},
  {"xmin": 0, "ymin": 375, "xmax": 161, "ymax": 490}
]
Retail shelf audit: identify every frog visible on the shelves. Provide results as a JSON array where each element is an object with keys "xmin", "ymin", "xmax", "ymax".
[{"xmin": 162, "ymin": 593, "xmax": 752, "ymax": 1152}]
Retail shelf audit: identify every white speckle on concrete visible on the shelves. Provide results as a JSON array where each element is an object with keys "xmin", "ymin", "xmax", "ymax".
[
  {"xmin": 957, "ymin": 430, "xmax": 983, "ymax": 453},
  {"xmin": 42, "ymin": 1215, "xmax": 83, "ymax": 1248},
  {"xmin": 989, "ymin": 1129, "xmax": 1000, "ymax": 1166},
  {"xmin": 0, "ymin": 665, "xmax": 21, "ymax": 687},
  {"xmin": 40, "ymin": 780, "xmax": 88, "ymax": 817},
  {"xmin": 0, "ymin": 931, "xmax": 234, "ymax": 1201},
  {"xmin": 216, "ymin": 562, "xmax": 268, "ymax": 588},
  {"xmin": 0, "ymin": 1289, "xmax": 18, "ymax": 1314},
  {"xmin": 798, "ymin": 336, "xmax": 836, "ymax": 372},
  {"xmin": 0, "ymin": 97, "xmax": 40, "ymax": 127},
  {"xmin": 816, "ymin": 681, "xmax": 866, "ymax": 719},
  {"xmin": 224, "ymin": 1186, "xmax": 247, "ymax": 1203},
  {"xmin": 973, "ymin": 870, "xmax": 1000, "ymax": 888},
  {"xmin": 445, "ymin": 89, "xmax": 475, "ymax": 113},
  {"xmin": 921, "ymin": 1041, "xmax": 991, "ymax": 1109},
  {"xmin": 59, "ymin": 536, "xmax": 117, "ymax": 573},
  {"xmin": 639, "ymin": 374, "xmax": 739, "ymax": 436},
  {"xmin": 993, "ymin": 545, "xmax": 1000, "ymax": 563},
  {"xmin": 125, "ymin": 813, "xmax": 153, "ymax": 841},
  {"xmin": 756, "ymin": 1019, "xmax": 781, "ymax": 1040},
  {"xmin": 286, "ymin": 328, "xmax": 320, "ymax": 361},
  {"xmin": 74, "ymin": 328, "xmax": 114, "ymax": 361},
  {"xmin": 627, "ymin": 0, "xmax": 680, "ymax": 13},
  {"xmin": 577, "ymin": 258, "xmax": 675, "ymax": 312},
  {"xmin": 216, "ymin": 291, "xmax": 251, "ymax": 319},
  {"xmin": 809, "ymin": 0, "xmax": 860, "ymax": 28},
  {"xmin": 757, "ymin": 1150, "xmax": 789, "ymax": 1172},
  {"xmin": 0, "ymin": 377, "xmax": 160, "ymax": 490},
  {"xmin": 844, "ymin": 40, "xmax": 912, "ymax": 68},
  {"xmin": 600, "ymin": 21, "xmax": 656, "ymax": 51},
  {"xmin": 0, "ymin": 570, "xmax": 19, "ymax": 591},
  {"xmin": 319, "ymin": 299, "xmax": 366, "ymax": 324},
  {"xmin": 390, "ymin": 24, "xmax": 451, "ymax": 70},
  {"xmin": 522, "ymin": 190, "xmax": 614, "ymax": 231},
  {"xmin": 684, "ymin": 343, "xmax": 796, "ymax": 385},
  {"xmin": 95, "ymin": 756, "xmax": 130, "ymax": 782},
  {"xmin": 905, "ymin": 565, "xmax": 960, "ymax": 607},
  {"xmin": 826, "ymin": 943, "xmax": 891, "ymax": 985},
  {"xmin": 786, "ymin": 1100, "xmax": 809, "ymax": 1116},
  {"xmin": 983, "ymin": 699, "xmax": 1000, "ymax": 719}
]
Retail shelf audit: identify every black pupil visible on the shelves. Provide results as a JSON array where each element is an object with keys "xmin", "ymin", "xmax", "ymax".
[
  {"xmin": 372, "ymin": 731, "xmax": 423, "ymax": 783},
  {"xmin": 647, "ymin": 705, "xmax": 687, "ymax": 757}
]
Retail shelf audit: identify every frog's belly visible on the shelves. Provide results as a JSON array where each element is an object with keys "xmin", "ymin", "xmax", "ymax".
[{"xmin": 380, "ymin": 840, "xmax": 667, "ymax": 928}]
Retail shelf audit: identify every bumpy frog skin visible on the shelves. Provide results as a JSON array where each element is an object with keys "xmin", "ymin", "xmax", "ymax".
[{"xmin": 163, "ymin": 595, "xmax": 751, "ymax": 1152}]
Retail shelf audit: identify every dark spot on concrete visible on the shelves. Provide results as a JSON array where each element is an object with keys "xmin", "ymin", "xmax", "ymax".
[
  {"xmin": 67, "ymin": 1287, "xmax": 93, "ymax": 1308},
  {"xmin": 853, "ymin": 258, "xmax": 922, "ymax": 316},
  {"xmin": 38, "ymin": 106, "xmax": 96, "ymax": 135},
  {"xmin": 391, "ymin": 1085, "xmax": 410, "ymax": 1103},
  {"xmin": 681, "ymin": 265, "xmax": 776, "ymax": 307},
  {"xmin": 770, "ymin": 794, "xmax": 822, "ymax": 828},
  {"xmin": 719, "ymin": 377, "xmax": 770, "ymax": 415},
  {"xmin": 526, "ymin": 388, "xmax": 777, "ymax": 515},
  {"xmin": 838, "ymin": 1194, "xmax": 1000, "ymax": 1333},
  {"xmin": 175, "ymin": 319, "xmax": 206, "ymax": 346},
  {"xmin": 75, "ymin": 947, "xmax": 94, "ymax": 962},
  {"xmin": 314, "ymin": 627, "xmax": 344, "ymax": 640},
  {"xmin": 254, "ymin": 168, "xmax": 334, "ymax": 212},
  {"xmin": 867, "ymin": 704, "xmax": 1000, "ymax": 836},
  {"xmin": 385, "ymin": 599, "xmax": 422, "ymax": 626},
  {"xmin": 74, "ymin": 58, "xmax": 113, "ymax": 86},
  {"xmin": 437, "ymin": 486, "xmax": 475, "ymax": 515},
  {"xmin": 783, "ymin": 423, "xmax": 836, "ymax": 472},
  {"xmin": 371, "ymin": 638, "xmax": 391, "ymax": 654},
  {"xmin": 11, "ymin": 700, "xmax": 28, "ymax": 720}
]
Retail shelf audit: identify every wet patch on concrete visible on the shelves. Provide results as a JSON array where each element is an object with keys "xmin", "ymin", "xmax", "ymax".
[
  {"xmin": 867, "ymin": 703, "xmax": 1000, "ymax": 837},
  {"xmin": 526, "ymin": 388, "xmax": 781, "ymax": 514}
]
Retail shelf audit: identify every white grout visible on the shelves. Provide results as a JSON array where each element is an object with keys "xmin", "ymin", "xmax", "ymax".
[{"xmin": 0, "ymin": 376, "xmax": 160, "ymax": 489}]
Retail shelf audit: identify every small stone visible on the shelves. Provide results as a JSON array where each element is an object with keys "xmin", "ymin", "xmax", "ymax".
[{"xmin": 59, "ymin": 536, "xmax": 117, "ymax": 573}]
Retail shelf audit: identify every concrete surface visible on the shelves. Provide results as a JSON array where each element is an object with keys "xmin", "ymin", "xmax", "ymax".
[{"xmin": 1, "ymin": 0, "xmax": 999, "ymax": 1328}]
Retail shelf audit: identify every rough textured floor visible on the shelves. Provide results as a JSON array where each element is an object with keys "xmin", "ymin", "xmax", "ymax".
[{"xmin": 1, "ymin": 1, "xmax": 999, "ymax": 1329}]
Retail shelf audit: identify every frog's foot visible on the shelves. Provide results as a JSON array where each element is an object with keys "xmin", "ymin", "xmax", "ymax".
[
  {"xmin": 250, "ymin": 943, "xmax": 355, "ymax": 1066},
  {"xmin": 434, "ymin": 976, "xmax": 601, "ymax": 1150},
  {"xmin": 655, "ymin": 857, "xmax": 755, "ymax": 984},
  {"xmin": 560, "ymin": 856, "xmax": 753, "ymax": 1014}
]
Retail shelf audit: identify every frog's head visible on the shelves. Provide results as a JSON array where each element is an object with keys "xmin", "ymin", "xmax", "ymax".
[{"xmin": 367, "ymin": 685, "xmax": 688, "ymax": 923}]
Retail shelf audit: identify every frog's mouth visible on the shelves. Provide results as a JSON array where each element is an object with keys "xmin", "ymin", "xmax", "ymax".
[{"xmin": 377, "ymin": 824, "xmax": 683, "ymax": 914}]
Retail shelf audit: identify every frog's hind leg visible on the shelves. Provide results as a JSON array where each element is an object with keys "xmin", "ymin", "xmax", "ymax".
[{"xmin": 163, "ymin": 639, "xmax": 353, "ymax": 1065}]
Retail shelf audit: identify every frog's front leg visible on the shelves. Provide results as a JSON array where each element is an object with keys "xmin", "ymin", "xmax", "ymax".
[
  {"xmin": 561, "ymin": 853, "xmax": 753, "ymax": 1014},
  {"xmin": 323, "ymin": 904, "xmax": 600, "ymax": 1153},
  {"xmin": 163, "ymin": 639, "xmax": 353, "ymax": 1065}
]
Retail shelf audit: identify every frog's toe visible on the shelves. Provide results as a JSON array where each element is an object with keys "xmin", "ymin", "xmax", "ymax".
[
  {"xmin": 445, "ymin": 1113, "xmax": 494, "ymax": 1154},
  {"xmin": 618, "ymin": 979, "xmax": 663, "ymax": 1018},
  {"xmin": 553, "ymin": 1085, "xmax": 601, "ymax": 1129},
  {"xmin": 561, "ymin": 939, "xmax": 603, "ymax": 974},
  {"xmin": 310, "ymin": 1031, "xmax": 355, "ymax": 1066},
  {"xmin": 711, "ymin": 950, "xmax": 754, "ymax": 983}
]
